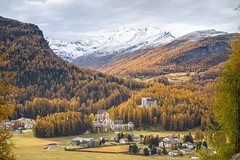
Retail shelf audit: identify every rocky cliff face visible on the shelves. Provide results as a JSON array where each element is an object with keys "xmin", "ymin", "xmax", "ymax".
[{"xmin": 0, "ymin": 16, "xmax": 49, "ymax": 54}]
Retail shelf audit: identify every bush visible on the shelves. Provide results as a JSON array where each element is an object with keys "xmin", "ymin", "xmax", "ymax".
[
  {"xmin": 143, "ymin": 148, "xmax": 149, "ymax": 156},
  {"xmin": 100, "ymin": 139, "xmax": 105, "ymax": 145},
  {"xmin": 203, "ymin": 141, "xmax": 208, "ymax": 148},
  {"xmin": 129, "ymin": 144, "xmax": 138, "ymax": 153},
  {"xmin": 162, "ymin": 147, "xmax": 168, "ymax": 155},
  {"xmin": 151, "ymin": 146, "xmax": 157, "ymax": 155},
  {"xmin": 183, "ymin": 133, "xmax": 194, "ymax": 143}
]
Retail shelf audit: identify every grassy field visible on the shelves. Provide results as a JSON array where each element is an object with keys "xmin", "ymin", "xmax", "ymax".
[
  {"xmin": 133, "ymin": 72, "xmax": 196, "ymax": 84},
  {"xmin": 79, "ymin": 145, "xmax": 129, "ymax": 152},
  {"xmin": 13, "ymin": 130, "xmax": 194, "ymax": 160},
  {"xmin": 131, "ymin": 129, "xmax": 195, "ymax": 139},
  {"xmin": 164, "ymin": 72, "xmax": 195, "ymax": 84}
]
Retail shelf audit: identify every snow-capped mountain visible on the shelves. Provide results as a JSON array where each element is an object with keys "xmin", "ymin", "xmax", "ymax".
[
  {"xmin": 46, "ymin": 38, "xmax": 100, "ymax": 62},
  {"xmin": 47, "ymin": 26, "xmax": 175, "ymax": 62},
  {"xmin": 163, "ymin": 29, "xmax": 229, "ymax": 49},
  {"xmin": 176, "ymin": 29, "xmax": 227, "ymax": 42}
]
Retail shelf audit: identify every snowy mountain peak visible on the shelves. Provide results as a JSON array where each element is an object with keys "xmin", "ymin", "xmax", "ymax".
[
  {"xmin": 177, "ymin": 29, "xmax": 227, "ymax": 42},
  {"xmin": 47, "ymin": 26, "xmax": 175, "ymax": 62}
]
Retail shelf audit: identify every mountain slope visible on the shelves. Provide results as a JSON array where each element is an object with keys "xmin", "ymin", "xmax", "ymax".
[
  {"xmin": 0, "ymin": 16, "xmax": 143, "ymax": 118},
  {"xmin": 47, "ymin": 26, "xmax": 174, "ymax": 62},
  {"xmin": 98, "ymin": 30, "xmax": 237, "ymax": 77}
]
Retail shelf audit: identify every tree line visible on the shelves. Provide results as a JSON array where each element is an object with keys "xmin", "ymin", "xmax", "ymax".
[
  {"xmin": 108, "ymin": 83, "xmax": 212, "ymax": 131},
  {"xmin": 33, "ymin": 111, "xmax": 92, "ymax": 137}
]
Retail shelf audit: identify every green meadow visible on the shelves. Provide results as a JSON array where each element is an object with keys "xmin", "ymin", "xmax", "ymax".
[{"xmin": 13, "ymin": 130, "xmax": 194, "ymax": 160}]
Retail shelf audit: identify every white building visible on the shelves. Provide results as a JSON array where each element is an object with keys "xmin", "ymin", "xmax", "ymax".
[
  {"xmin": 93, "ymin": 110, "xmax": 134, "ymax": 133},
  {"xmin": 119, "ymin": 138, "xmax": 129, "ymax": 144},
  {"xmin": 111, "ymin": 120, "xmax": 123, "ymax": 132},
  {"xmin": 159, "ymin": 135, "xmax": 180, "ymax": 148},
  {"xmin": 93, "ymin": 110, "xmax": 112, "ymax": 132},
  {"xmin": 168, "ymin": 150, "xmax": 179, "ymax": 157},
  {"xmin": 92, "ymin": 121, "xmax": 101, "ymax": 132},
  {"xmin": 182, "ymin": 142, "xmax": 194, "ymax": 149},
  {"xmin": 127, "ymin": 122, "xmax": 134, "ymax": 130},
  {"xmin": 180, "ymin": 148, "xmax": 194, "ymax": 155},
  {"xmin": 132, "ymin": 135, "xmax": 141, "ymax": 141},
  {"xmin": 110, "ymin": 136, "xmax": 118, "ymax": 141},
  {"xmin": 97, "ymin": 110, "xmax": 109, "ymax": 122},
  {"xmin": 72, "ymin": 137, "xmax": 100, "ymax": 147},
  {"xmin": 100, "ymin": 136, "xmax": 109, "ymax": 141},
  {"xmin": 141, "ymin": 97, "xmax": 157, "ymax": 107}
]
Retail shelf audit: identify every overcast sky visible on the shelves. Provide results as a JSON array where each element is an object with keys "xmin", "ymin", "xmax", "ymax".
[{"xmin": 0, "ymin": 0, "xmax": 239, "ymax": 41}]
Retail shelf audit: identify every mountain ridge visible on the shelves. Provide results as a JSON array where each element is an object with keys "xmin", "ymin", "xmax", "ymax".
[
  {"xmin": 70, "ymin": 29, "xmax": 237, "ymax": 78},
  {"xmin": 47, "ymin": 26, "xmax": 174, "ymax": 62},
  {"xmin": 48, "ymin": 28, "xmax": 237, "ymax": 79},
  {"xmin": 0, "ymin": 16, "xmax": 143, "ymax": 119},
  {"xmin": 98, "ymin": 33, "xmax": 236, "ymax": 77}
]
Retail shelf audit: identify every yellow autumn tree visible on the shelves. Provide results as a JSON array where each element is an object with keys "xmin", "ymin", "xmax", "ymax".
[
  {"xmin": 199, "ymin": 36, "xmax": 240, "ymax": 160},
  {"xmin": 0, "ymin": 49, "xmax": 16, "ymax": 160}
]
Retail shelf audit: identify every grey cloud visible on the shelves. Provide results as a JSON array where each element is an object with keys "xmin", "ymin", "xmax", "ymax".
[{"xmin": 0, "ymin": 0, "xmax": 239, "ymax": 41}]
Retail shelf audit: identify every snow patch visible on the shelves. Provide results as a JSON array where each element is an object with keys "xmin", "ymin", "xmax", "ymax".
[
  {"xmin": 177, "ymin": 29, "xmax": 227, "ymax": 42},
  {"xmin": 47, "ymin": 26, "xmax": 175, "ymax": 62}
]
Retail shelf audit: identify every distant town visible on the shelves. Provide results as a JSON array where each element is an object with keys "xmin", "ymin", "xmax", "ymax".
[
  {"xmin": 66, "ymin": 105, "xmax": 205, "ymax": 158},
  {"xmin": 3, "ymin": 98, "xmax": 207, "ymax": 159}
]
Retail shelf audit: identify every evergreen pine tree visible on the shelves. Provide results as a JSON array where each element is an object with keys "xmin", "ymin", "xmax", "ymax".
[{"xmin": 199, "ymin": 36, "xmax": 240, "ymax": 159}]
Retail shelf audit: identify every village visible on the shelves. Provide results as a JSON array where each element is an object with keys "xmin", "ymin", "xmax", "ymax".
[
  {"xmin": 2, "ymin": 117, "xmax": 35, "ymax": 133},
  {"xmin": 3, "ymin": 97, "xmax": 206, "ymax": 159},
  {"xmin": 66, "ymin": 105, "xmax": 204, "ymax": 159}
]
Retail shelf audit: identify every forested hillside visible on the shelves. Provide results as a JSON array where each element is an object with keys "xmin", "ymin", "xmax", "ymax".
[
  {"xmin": 0, "ymin": 16, "xmax": 217, "ymax": 132},
  {"xmin": 108, "ymin": 83, "xmax": 213, "ymax": 131},
  {"xmin": 0, "ymin": 16, "xmax": 144, "ymax": 119},
  {"xmin": 99, "ymin": 33, "xmax": 236, "ymax": 78}
]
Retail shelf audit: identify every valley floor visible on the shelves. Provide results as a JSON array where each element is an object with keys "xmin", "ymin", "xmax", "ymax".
[{"xmin": 13, "ymin": 130, "xmax": 196, "ymax": 160}]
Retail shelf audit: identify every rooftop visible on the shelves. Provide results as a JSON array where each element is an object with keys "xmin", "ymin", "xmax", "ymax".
[
  {"xmin": 146, "ymin": 98, "xmax": 157, "ymax": 102},
  {"xmin": 113, "ymin": 120, "xmax": 123, "ymax": 123},
  {"xmin": 170, "ymin": 150, "xmax": 179, "ymax": 153},
  {"xmin": 72, "ymin": 137, "xmax": 95, "ymax": 141},
  {"xmin": 97, "ymin": 110, "xmax": 108, "ymax": 114}
]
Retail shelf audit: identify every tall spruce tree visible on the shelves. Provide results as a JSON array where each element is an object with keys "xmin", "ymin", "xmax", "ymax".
[{"xmin": 199, "ymin": 36, "xmax": 240, "ymax": 160}]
